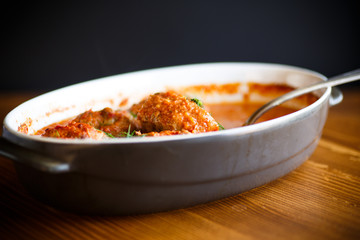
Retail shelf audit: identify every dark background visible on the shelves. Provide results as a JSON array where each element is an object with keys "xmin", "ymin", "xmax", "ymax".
[{"xmin": 2, "ymin": 0, "xmax": 359, "ymax": 91}]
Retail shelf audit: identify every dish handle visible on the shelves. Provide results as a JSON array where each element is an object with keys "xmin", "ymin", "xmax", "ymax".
[
  {"xmin": 0, "ymin": 137, "xmax": 70, "ymax": 173},
  {"xmin": 329, "ymin": 87, "xmax": 343, "ymax": 107}
]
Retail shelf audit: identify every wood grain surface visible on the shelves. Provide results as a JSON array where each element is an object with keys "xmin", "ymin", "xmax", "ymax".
[{"xmin": 0, "ymin": 89, "xmax": 359, "ymax": 240}]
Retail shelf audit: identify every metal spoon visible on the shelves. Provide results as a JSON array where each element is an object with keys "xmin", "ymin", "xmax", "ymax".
[{"xmin": 244, "ymin": 69, "xmax": 360, "ymax": 125}]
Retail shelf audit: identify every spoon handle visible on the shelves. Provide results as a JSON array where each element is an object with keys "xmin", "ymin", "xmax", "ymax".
[{"xmin": 245, "ymin": 69, "xmax": 360, "ymax": 125}]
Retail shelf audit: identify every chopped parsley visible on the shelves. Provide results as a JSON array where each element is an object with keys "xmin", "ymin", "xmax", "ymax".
[
  {"xmin": 190, "ymin": 98, "xmax": 204, "ymax": 108},
  {"xmin": 218, "ymin": 122, "xmax": 225, "ymax": 130},
  {"xmin": 104, "ymin": 131, "xmax": 115, "ymax": 138},
  {"xmin": 121, "ymin": 125, "xmax": 136, "ymax": 138},
  {"xmin": 53, "ymin": 129, "xmax": 60, "ymax": 138},
  {"xmin": 129, "ymin": 111, "xmax": 137, "ymax": 118}
]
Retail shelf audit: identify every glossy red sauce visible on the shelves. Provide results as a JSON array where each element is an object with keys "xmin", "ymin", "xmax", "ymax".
[{"xmin": 206, "ymin": 102, "xmax": 298, "ymax": 129}]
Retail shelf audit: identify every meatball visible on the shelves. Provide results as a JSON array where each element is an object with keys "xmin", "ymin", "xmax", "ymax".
[
  {"xmin": 130, "ymin": 91, "xmax": 219, "ymax": 133},
  {"xmin": 42, "ymin": 122, "xmax": 107, "ymax": 139},
  {"xmin": 73, "ymin": 107, "xmax": 139, "ymax": 137}
]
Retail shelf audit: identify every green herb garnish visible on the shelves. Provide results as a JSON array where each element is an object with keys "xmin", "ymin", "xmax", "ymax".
[
  {"xmin": 53, "ymin": 129, "xmax": 60, "ymax": 138},
  {"xmin": 190, "ymin": 98, "xmax": 204, "ymax": 108},
  {"xmin": 218, "ymin": 122, "xmax": 225, "ymax": 130},
  {"xmin": 104, "ymin": 131, "xmax": 115, "ymax": 138},
  {"xmin": 122, "ymin": 125, "xmax": 136, "ymax": 138},
  {"xmin": 129, "ymin": 111, "xmax": 137, "ymax": 118}
]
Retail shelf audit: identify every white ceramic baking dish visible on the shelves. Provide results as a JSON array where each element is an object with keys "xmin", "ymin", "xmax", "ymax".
[{"xmin": 0, "ymin": 62, "xmax": 339, "ymax": 215}]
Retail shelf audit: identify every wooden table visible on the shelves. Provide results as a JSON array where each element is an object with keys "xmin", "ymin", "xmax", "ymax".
[{"xmin": 0, "ymin": 89, "xmax": 359, "ymax": 240}]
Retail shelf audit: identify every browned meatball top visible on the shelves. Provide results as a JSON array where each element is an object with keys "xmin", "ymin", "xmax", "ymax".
[
  {"xmin": 42, "ymin": 122, "xmax": 107, "ymax": 139},
  {"xmin": 130, "ymin": 91, "xmax": 219, "ymax": 133},
  {"xmin": 73, "ymin": 107, "xmax": 139, "ymax": 137}
]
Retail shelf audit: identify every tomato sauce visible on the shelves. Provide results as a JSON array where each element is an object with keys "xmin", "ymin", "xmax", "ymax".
[{"xmin": 206, "ymin": 102, "xmax": 298, "ymax": 129}]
